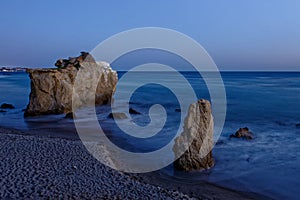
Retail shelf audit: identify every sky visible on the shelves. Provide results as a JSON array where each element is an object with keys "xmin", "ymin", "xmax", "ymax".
[{"xmin": 0, "ymin": 0, "xmax": 300, "ymax": 71}]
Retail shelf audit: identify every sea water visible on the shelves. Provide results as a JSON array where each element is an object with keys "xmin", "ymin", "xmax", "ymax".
[{"xmin": 0, "ymin": 71, "xmax": 299, "ymax": 199}]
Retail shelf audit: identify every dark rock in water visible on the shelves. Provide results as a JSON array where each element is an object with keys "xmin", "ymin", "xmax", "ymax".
[
  {"xmin": 296, "ymin": 124, "xmax": 300, "ymax": 127},
  {"xmin": 0, "ymin": 110, "xmax": 7, "ymax": 113},
  {"xmin": 108, "ymin": 112, "xmax": 128, "ymax": 119},
  {"xmin": 173, "ymin": 99, "xmax": 214, "ymax": 171},
  {"xmin": 129, "ymin": 108, "xmax": 141, "ymax": 115},
  {"xmin": 230, "ymin": 127, "xmax": 253, "ymax": 140},
  {"xmin": 175, "ymin": 108, "xmax": 181, "ymax": 112},
  {"xmin": 65, "ymin": 112, "xmax": 76, "ymax": 119},
  {"xmin": 0, "ymin": 103, "xmax": 15, "ymax": 109}
]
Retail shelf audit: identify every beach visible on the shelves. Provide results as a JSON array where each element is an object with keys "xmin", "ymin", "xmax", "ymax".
[
  {"xmin": 1, "ymin": 71, "xmax": 300, "ymax": 199},
  {"xmin": 0, "ymin": 126, "xmax": 267, "ymax": 199},
  {"xmin": 1, "ymin": 1, "xmax": 300, "ymax": 199}
]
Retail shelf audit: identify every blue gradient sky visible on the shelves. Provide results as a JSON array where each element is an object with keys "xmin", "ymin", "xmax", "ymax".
[{"xmin": 1, "ymin": 0, "xmax": 300, "ymax": 70}]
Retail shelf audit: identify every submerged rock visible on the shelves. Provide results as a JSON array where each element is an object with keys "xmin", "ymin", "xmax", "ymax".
[
  {"xmin": 0, "ymin": 110, "xmax": 7, "ymax": 113},
  {"xmin": 296, "ymin": 124, "xmax": 300, "ymax": 128},
  {"xmin": 173, "ymin": 99, "xmax": 214, "ymax": 171},
  {"xmin": 0, "ymin": 103, "xmax": 15, "ymax": 109},
  {"xmin": 230, "ymin": 127, "xmax": 253, "ymax": 140},
  {"xmin": 129, "ymin": 108, "xmax": 141, "ymax": 115},
  {"xmin": 108, "ymin": 112, "xmax": 128, "ymax": 120},
  {"xmin": 24, "ymin": 52, "xmax": 118, "ymax": 116},
  {"xmin": 175, "ymin": 108, "xmax": 181, "ymax": 112}
]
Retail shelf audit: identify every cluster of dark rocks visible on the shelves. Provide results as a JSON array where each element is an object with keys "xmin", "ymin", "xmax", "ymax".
[
  {"xmin": 55, "ymin": 52, "xmax": 95, "ymax": 70},
  {"xmin": 0, "ymin": 103, "xmax": 14, "ymax": 109},
  {"xmin": 0, "ymin": 103, "xmax": 15, "ymax": 112}
]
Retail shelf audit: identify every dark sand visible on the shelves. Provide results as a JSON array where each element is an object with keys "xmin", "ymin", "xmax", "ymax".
[{"xmin": 0, "ymin": 126, "xmax": 270, "ymax": 199}]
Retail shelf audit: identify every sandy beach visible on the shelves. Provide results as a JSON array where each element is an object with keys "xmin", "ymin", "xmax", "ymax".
[{"xmin": 0, "ymin": 126, "xmax": 269, "ymax": 199}]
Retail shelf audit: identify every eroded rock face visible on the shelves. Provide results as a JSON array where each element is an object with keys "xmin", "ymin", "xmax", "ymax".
[
  {"xmin": 24, "ymin": 53, "xmax": 118, "ymax": 116},
  {"xmin": 173, "ymin": 99, "xmax": 214, "ymax": 171}
]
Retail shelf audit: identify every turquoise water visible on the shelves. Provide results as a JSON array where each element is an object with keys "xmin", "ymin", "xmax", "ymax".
[{"xmin": 0, "ymin": 71, "xmax": 300, "ymax": 199}]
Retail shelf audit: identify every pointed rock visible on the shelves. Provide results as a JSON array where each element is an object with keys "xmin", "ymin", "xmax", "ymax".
[{"xmin": 173, "ymin": 99, "xmax": 214, "ymax": 171}]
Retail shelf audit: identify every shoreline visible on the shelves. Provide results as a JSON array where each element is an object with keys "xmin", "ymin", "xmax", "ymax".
[{"xmin": 0, "ymin": 126, "xmax": 270, "ymax": 199}]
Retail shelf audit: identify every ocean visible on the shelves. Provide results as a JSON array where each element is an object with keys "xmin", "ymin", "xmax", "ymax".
[{"xmin": 0, "ymin": 71, "xmax": 300, "ymax": 199}]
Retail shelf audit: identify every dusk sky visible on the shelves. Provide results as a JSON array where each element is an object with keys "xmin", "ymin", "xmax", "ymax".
[{"xmin": 1, "ymin": 0, "xmax": 300, "ymax": 71}]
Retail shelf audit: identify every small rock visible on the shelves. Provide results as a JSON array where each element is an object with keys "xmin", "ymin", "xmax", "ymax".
[
  {"xmin": 65, "ymin": 112, "xmax": 75, "ymax": 119},
  {"xmin": 0, "ymin": 110, "xmax": 7, "ymax": 113},
  {"xmin": 296, "ymin": 124, "xmax": 300, "ymax": 127},
  {"xmin": 230, "ymin": 127, "xmax": 253, "ymax": 140},
  {"xmin": 0, "ymin": 103, "xmax": 15, "ymax": 109},
  {"xmin": 129, "ymin": 108, "xmax": 141, "ymax": 115},
  {"xmin": 108, "ymin": 112, "xmax": 128, "ymax": 119},
  {"xmin": 175, "ymin": 108, "xmax": 181, "ymax": 112}
]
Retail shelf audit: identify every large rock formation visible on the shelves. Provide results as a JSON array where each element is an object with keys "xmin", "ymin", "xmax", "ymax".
[
  {"xmin": 173, "ymin": 99, "xmax": 214, "ymax": 171},
  {"xmin": 24, "ymin": 52, "xmax": 118, "ymax": 116}
]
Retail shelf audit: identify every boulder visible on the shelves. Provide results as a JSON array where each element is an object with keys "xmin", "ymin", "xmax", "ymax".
[
  {"xmin": 129, "ymin": 108, "xmax": 141, "ymax": 115},
  {"xmin": 173, "ymin": 99, "xmax": 214, "ymax": 171},
  {"xmin": 24, "ymin": 52, "xmax": 118, "ymax": 116},
  {"xmin": 230, "ymin": 127, "xmax": 253, "ymax": 140},
  {"xmin": 108, "ymin": 112, "xmax": 128, "ymax": 120},
  {"xmin": 0, "ymin": 103, "xmax": 15, "ymax": 109}
]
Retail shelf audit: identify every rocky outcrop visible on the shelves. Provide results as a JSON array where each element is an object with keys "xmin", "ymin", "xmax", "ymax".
[
  {"xmin": 24, "ymin": 52, "xmax": 118, "ymax": 116},
  {"xmin": 230, "ymin": 127, "xmax": 253, "ymax": 140},
  {"xmin": 173, "ymin": 99, "xmax": 214, "ymax": 171}
]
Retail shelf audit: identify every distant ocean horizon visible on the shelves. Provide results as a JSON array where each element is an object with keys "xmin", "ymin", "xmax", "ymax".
[
  {"xmin": 0, "ymin": 71, "xmax": 300, "ymax": 199},
  {"xmin": 1, "ymin": 65, "xmax": 300, "ymax": 72}
]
